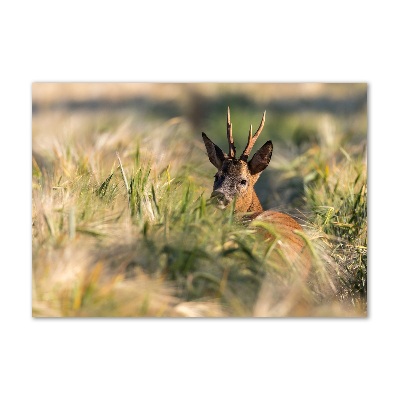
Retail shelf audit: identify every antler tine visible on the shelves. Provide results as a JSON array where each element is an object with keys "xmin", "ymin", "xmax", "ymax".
[
  {"xmin": 227, "ymin": 106, "xmax": 236, "ymax": 158},
  {"xmin": 248, "ymin": 124, "xmax": 252, "ymax": 144},
  {"xmin": 240, "ymin": 111, "xmax": 266, "ymax": 160}
]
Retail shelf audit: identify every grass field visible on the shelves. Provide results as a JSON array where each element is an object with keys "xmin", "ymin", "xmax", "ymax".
[{"xmin": 32, "ymin": 83, "xmax": 367, "ymax": 317}]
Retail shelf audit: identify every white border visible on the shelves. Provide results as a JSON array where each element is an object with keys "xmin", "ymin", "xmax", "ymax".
[{"xmin": 1, "ymin": 1, "xmax": 398, "ymax": 399}]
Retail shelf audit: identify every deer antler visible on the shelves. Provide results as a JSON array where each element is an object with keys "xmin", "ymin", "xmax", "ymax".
[
  {"xmin": 240, "ymin": 111, "xmax": 266, "ymax": 161},
  {"xmin": 227, "ymin": 106, "xmax": 236, "ymax": 158}
]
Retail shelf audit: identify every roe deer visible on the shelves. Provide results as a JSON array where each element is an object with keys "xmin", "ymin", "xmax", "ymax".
[{"xmin": 202, "ymin": 107, "xmax": 310, "ymax": 271}]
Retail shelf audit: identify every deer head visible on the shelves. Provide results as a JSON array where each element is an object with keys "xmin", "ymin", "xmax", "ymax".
[{"xmin": 202, "ymin": 107, "xmax": 273, "ymax": 213}]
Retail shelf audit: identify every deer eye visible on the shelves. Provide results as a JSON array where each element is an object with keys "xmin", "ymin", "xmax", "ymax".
[{"xmin": 240, "ymin": 179, "xmax": 247, "ymax": 185}]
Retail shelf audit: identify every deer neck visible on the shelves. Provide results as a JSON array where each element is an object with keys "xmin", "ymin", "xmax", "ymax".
[
  {"xmin": 235, "ymin": 187, "xmax": 264, "ymax": 213},
  {"xmin": 248, "ymin": 189, "xmax": 263, "ymax": 213}
]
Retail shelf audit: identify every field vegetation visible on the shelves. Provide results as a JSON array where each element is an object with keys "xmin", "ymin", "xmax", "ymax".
[{"xmin": 32, "ymin": 83, "xmax": 367, "ymax": 317}]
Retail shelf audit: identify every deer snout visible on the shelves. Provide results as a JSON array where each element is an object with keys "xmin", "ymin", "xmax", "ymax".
[{"xmin": 211, "ymin": 190, "xmax": 230, "ymax": 209}]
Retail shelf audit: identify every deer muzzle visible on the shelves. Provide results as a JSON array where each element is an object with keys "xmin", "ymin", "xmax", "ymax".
[{"xmin": 211, "ymin": 190, "xmax": 230, "ymax": 209}]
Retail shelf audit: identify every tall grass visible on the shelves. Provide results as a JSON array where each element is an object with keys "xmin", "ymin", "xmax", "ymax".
[
  {"xmin": 269, "ymin": 114, "xmax": 367, "ymax": 311},
  {"xmin": 305, "ymin": 148, "xmax": 367, "ymax": 307},
  {"xmin": 32, "ymin": 106, "xmax": 367, "ymax": 317}
]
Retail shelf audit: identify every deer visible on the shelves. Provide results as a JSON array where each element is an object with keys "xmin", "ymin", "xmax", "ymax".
[{"xmin": 201, "ymin": 107, "xmax": 311, "ymax": 276}]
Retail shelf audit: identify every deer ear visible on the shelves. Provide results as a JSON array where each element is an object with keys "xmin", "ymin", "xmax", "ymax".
[
  {"xmin": 202, "ymin": 132, "xmax": 227, "ymax": 169},
  {"xmin": 248, "ymin": 140, "xmax": 273, "ymax": 175}
]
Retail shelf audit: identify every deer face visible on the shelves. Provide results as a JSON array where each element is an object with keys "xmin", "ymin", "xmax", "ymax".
[
  {"xmin": 211, "ymin": 159, "xmax": 252, "ymax": 209},
  {"xmin": 202, "ymin": 108, "xmax": 273, "ymax": 211}
]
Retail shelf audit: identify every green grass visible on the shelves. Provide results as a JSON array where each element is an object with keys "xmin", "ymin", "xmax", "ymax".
[
  {"xmin": 305, "ymin": 148, "xmax": 367, "ymax": 307},
  {"xmin": 32, "ymin": 98, "xmax": 367, "ymax": 317}
]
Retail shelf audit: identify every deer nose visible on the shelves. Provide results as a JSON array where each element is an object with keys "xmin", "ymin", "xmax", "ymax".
[
  {"xmin": 211, "ymin": 191, "xmax": 225, "ymax": 201},
  {"xmin": 210, "ymin": 190, "xmax": 229, "ymax": 209}
]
